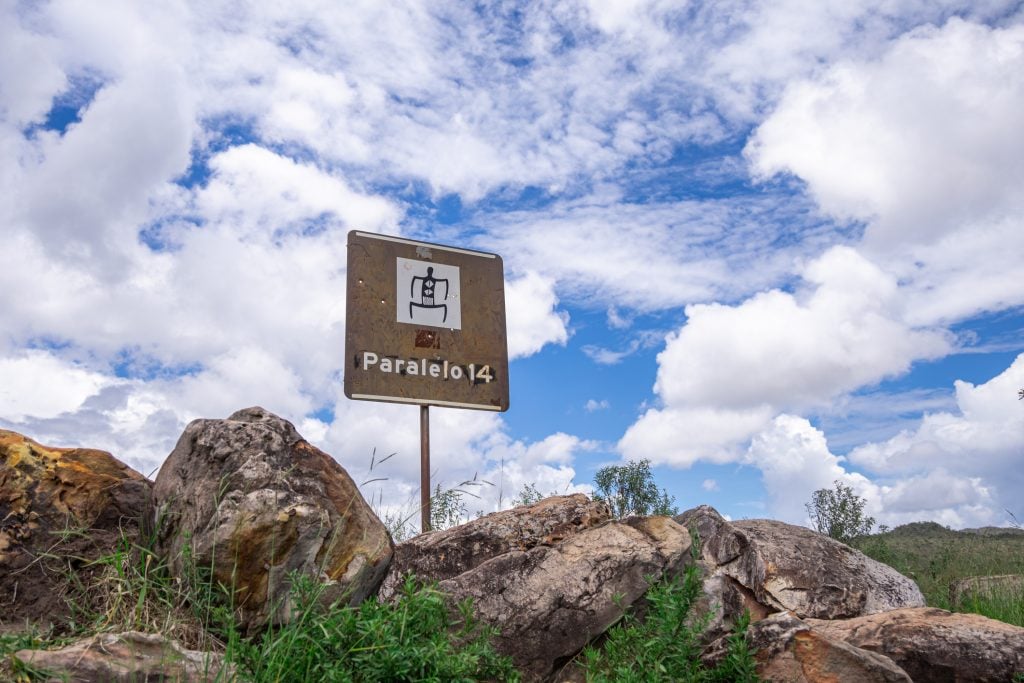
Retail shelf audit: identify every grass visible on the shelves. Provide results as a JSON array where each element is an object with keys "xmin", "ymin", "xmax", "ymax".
[
  {"xmin": 855, "ymin": 522, "xmax": 1024, "ymax": 627},
  {"xmin": 581, "ymin": 565, "xmax": 758, "ymax": 682},
  {"xmin": 233, "ymin": 574, "xmax": 518, "ymax": 682}
]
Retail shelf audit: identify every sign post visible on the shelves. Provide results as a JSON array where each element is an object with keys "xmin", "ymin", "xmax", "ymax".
[{"xmin": 345, "ymin": 231, "xmax": 510, "ymax": 532}]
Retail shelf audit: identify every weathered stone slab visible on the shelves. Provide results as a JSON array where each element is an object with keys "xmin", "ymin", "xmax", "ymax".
[
  {"xmin": 949, "ymin": 574, "xmax": 1024, "ymax": 608},
  {"xmin": 704, "ymin": 611, "xmax": 912, "ymax": 682},
  {"xmin": 378, "ymin": 494, "xmax": 611, "ymax": 601},
  {"xmin": 675, "ymin": 506, "xmax": 924, "ymax": 626},
  {"xmin": 809, "ymin": 607, "xmax": 1024, "ymax": 683},
  {"xmin": 14, "ymin": 631, "xmax": 230, "ymax": 682}
]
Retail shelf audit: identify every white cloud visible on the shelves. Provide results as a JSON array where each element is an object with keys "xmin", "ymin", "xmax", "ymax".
[
  {"xmin": 0, "ymin": 351, "xmax": 118, "ymax": 422},
  {"xmin": 849, "ymin": 354, "xmax": 1024, "ymax": 490},
  {"xmin": 585, "ymin": 399, "xmax": 609, "ymax": 412},
  {"xmin": 197, "ymin": 145, "xmax": 400, "ymax": 236},
  {"xmin": 747, "ymin": 19, "xmax": 1024, "ymax": 325},
  {"xmin": 746, "ymin": 413, "xmax": 1004, "ymax": 528},
  {"xmin": 747, "ymin": 414, "xmax": 876, "ymax": 524},
  {"xmin": 504, "ymin": 271, "xmax": 570, "ymax": 359},
  {"xmin": 701, "ymin": 478, "xmax": 719, "ymax": 492},
  {"xmin": 658, "ymin": 247, "xmax": 951, "ymax": 410},
  {"xmin": 621, "ymin": 405, "xmax": 775, "ymax": 467},
  {"xmin": 321, "ymin": 397, "xmax": 593, "ymax": 523},
  {"xmin": 621, "ymin": 246, "xmax": 951, "ymax": 466}
]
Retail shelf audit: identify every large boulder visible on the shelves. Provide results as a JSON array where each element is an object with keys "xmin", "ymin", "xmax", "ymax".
[
  {"xmin": 431, "ymin": 512, "xmax": 691, "ymax": 681},
  {"xmin": 809, "ymin": 607, "xmax": 1024, "ymax": 683},
  {"xmin": 676, "ymin": 506, "xmax": 924, "ymax": 628},
  {"xmin": 378, "ymin": 493, "xmax": 612, "ymax": 600},
  {"xmin": 0, "ymin": 430, "xmax": 152, "ymax": 629},
  {"xmin": 152, "ymin": 407, "xmax": 392, "ymax": 632},
  {"xmin": 14, "ymin": 631, "xmax": 229, "ymax": 682},
  {"xmin": 704, "ymin": 611, "xmax": 912, "ymax": 682}
]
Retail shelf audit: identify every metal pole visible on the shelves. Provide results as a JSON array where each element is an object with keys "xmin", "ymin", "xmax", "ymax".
[{"xmin": 420, "ymin": 404, "xmax": 431, "ymax": 533}]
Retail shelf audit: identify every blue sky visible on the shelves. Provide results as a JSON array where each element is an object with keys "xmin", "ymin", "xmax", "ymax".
[{"xmin": 1, "ymin": 0, "xmax": 1023, "ymax": 530}]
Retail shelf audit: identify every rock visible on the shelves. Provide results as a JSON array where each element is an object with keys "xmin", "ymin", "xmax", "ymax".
[
  {"xmin": 438, "ymin": 515, "xmax": 692, "ymax": 681},
  {"xmin": 0, "ymin": 430, "xmax": 152, "ymax": 629},
  {"xmin": 950, "ymin": 574, "xmax": 1024, "ymax": 608},
  {"xmin": 808, "ymin": 607, "xmax": 1024, "ymax": 683},
  {"xmin": 677, "ymin": 504, "xmax": 750, "ymax": 565},
  {"xmin": 675, "ymin": 506, "xmax": 925, "ymax": 623},
  {"xmin": 152, "ymin": 407, "xmax": 392, "ymax": 632},
  {"xmin": 14, "ymin": 631, "xmax": 229, "ymax": 682},
  {"xmin": 378, "ymin": 494, "xmax": 611, "ymax": 601},
  {"xmin": 704, "ymin": 612, "xmax": 911, "ymax": 682}
]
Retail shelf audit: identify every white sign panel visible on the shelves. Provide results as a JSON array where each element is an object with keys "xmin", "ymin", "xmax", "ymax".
[{"xmin": 395, "ymin": 257, "xmax": 462, "ymax": 330}]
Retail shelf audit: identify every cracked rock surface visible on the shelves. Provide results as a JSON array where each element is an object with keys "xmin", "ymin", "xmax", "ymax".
[{"xmin": 378, "ymin": 493, "xmax": 612, "ymax": 601}]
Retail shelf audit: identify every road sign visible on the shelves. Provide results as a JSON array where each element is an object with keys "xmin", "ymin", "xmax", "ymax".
[{"xmin": 344, "ymin": 231, "xmax": 510, "ymax": 412}]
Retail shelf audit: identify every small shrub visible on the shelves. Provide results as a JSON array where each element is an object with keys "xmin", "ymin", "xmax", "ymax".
[
  {"xmin": 233, "ymin": 574, "xmax": 518, "ymax": 682},
  {"xmin": 582, "ymin": 565, "xmax": 758, "ymax": 682},
  {"xmin": 805, "ymin": 480, "xmax": 874, "ymax": 544},
  {"xmin": 593, "ymin": 459, "xmax": 678, "ymax": 518}
]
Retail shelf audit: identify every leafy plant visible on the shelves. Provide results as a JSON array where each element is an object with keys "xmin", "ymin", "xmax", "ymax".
[
  {"xmin": 430, "ymin": 483, "xmax": 469, "ymax": 531},
  {"xmin": 593, "ymin": 459, "xmax": 678, "ymax": 518},
  {"xmin": 582, "ymin": 565, "xmax": 758, "ymax": 682},
  {"xmin": 234, "ymin": 574, "xmax": 518, "ymax": 682},
  {"xmin": 514, "ymin": 482, "xmax": 545, "ymax": 507},
  {"xmin": 805, "ymin": 480, "xmax": 875, "ymax": 544}
]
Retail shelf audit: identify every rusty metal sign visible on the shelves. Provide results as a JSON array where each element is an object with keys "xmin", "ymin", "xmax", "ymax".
[{"xmin": 344, "ymin": 231, "xmax": 510, "ymax": 412}]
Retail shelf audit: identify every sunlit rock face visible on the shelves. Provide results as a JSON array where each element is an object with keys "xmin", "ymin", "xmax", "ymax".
[
  {"xmin": 152, "ymin": 406, "xmax": 392, "ymax": 633},
  {"xmin": 675, "ymin": 505, "xmax": 925, "ymax": 644},
  {"xmin": 382, "ymin": 495, "xmax": 690, "ymax": 682},
  {"xmin": 0, "ymin": 429, "xmax": 152, "ymax": 629}
]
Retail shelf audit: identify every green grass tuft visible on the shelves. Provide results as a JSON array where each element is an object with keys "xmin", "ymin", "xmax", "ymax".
[
  {"xmin": 582, "ymin": 565, "xmax": 759, "ymax": 683},
  {"xmin": 231, "ymin": 574, "xmax": 518, "ymax": 682}
]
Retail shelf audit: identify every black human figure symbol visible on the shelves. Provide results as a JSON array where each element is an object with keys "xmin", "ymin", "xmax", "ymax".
[{"xmin": 410, "ymin": 266, "xmax": 450, "ymax": 322}]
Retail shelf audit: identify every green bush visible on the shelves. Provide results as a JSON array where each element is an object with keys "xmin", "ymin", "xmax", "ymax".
[
  {"xmin": 593, "ymin": 459, "xmax": 678, "ymax": 518},
  {"xmin": 233, "ymin": 574, "xmax": 518, "ymax": 682},
  {"xmin": 805, "ymin": 480, "xmax": 874, "ymax": 544},
  {"xmin": 582, "ymin": 565, "xmax": 758, "ymax": 682}
]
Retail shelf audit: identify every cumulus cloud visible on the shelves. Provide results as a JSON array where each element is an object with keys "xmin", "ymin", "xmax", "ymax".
[
  {"xmin": 0, "ymin": 351, "xmax": 118, "ymax": 422},
  {"xmin": 504, "ymin": 272, "xmax": 570, "ymax": 359},
  {"xmin": 746, "ymin": 413, "xmax": 1003, "ymax": 528},
  {"xmin": 849, "ymin": 354, "xmax": 1024, "ymax": 489},
  {"xmin": 585, "ymin": 399, "xmax": 609, "ymax": 412},
  {"xmin": 758, "ymin": 350, "xmax": 1024, "ymax": 529},
  {"xmin": 747, "ymin": 414, "xmax": 876, "ymax": 524},
  {"xmin": 621, "ymin": 246, "xmax": 951, "ymax": 465},
  {"xmin": 747, "ymin": 19, "xmax": 1024, "ymax": 324}
]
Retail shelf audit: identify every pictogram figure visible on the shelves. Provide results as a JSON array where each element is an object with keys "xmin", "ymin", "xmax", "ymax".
[{"xmin": 410, "ymin": 266, "xmax": 449, "ymax": 322}]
